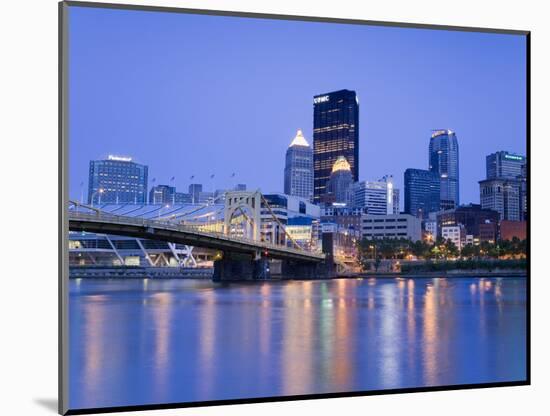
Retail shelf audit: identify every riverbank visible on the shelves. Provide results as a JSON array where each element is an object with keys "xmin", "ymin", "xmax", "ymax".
[
  {"xmin": 69, "ymin": 266, "xmax": 213, "ymax": 279},
  {"xmin": 341, "ymin": 269, "xmax": 527, "ymax": 279}
]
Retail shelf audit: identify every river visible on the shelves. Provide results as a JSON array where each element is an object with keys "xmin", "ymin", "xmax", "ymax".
[{"xmin": 69, "ymin": 276, "xmax": 526, "ymax": 410}]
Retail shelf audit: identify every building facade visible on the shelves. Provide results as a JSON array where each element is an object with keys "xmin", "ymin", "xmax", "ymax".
[
  {"xmin": 352, "ymin": 175, "xmax": 399, "ymax": 215},
  {"xmin": 188, "ymin": 184, "xmax": 202, "ymax": 204},
  {"xmin": 429, "ymin": 129, "xmax": 459, "ymax": 210},
  {"xmin": 441, "ymin": 225, "xmax": 465, "ymax": 250},
  {"xmin": 88, "ymin": 155, "xmax": 148, "ymax": 205},
  {"xmin": 361, "ymin": 213, "xmax": 422, "ymax": 241},
  {"xmin": 149, "ymin": 185, "xmax": 175, "ymax": 205},
  {"xmin": 436, "ymin": 204, "xmax": 499, "ymax": 240},
  {"xmin": 479, "ymin": 178, "xmax": 521, "ymax": 221},
  {"xmin": 284, "ymin": 129, "xmax": 314, "ymax": 201},
  {"xmin": 325, "ymin": 156, "xmax": 354, "ymax": 205},
  {"xmin": 404, "ymin": 168, "xmax": 440, "ymax": 218},
  {"xmin": 313, "ymin": 89, "xmax": 359, "ymax": 203},
  {"xmin": 486, "ymin": 151, "xmax": 527, "ymax": 180},
  {"xmin": 260, "ymin": 193, "xmax": 320, "ymax": 246}
]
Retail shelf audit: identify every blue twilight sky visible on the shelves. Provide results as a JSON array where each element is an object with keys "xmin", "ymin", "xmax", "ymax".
[{"xmin": 68, "ymin": 6, "xmax": 527, "ymax": 206}]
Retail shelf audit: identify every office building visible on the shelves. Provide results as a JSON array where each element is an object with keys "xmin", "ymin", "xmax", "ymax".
[
  {"xmin": 188, "ymin": 184, "xmax": 203, "ymax": 204},
  {"xmin": 325, "ymin": 156, "xmax": 354, "ymax": 205},
  {"xmin": 352, "ymin": 175, "xmax": 399, "ymax": 215},
  {"xmin": 261, "ymin": 193, "xmax": 320, "ymax": 246},
  {"xmin": 441, "ymin": 225, "xmax": 465, "ymax": 250},
  {"xmin": 284, "ymin": 129, "xmax": 314, "ymax": 201},
  {"xmin": 313, "ymin": 89, "xmax": 359, "ymax": 203},
  {"xmin": 429, "ymin": 129, "xmax": 459, "ymax": 209},
  {"xmin": 436, "ymin": 204, "xmax": 499, "ymax": 240},
  {"xmin": 404, "ymin": 168, "xmax": 440, "ymax": 218},
  {"xmin": 479, "ymin": 178, "xmax": 521, "ymax": 221},
  {"xmin": 88, "ymin": 155, "xmax": 148, "ymax": 205},
  {"xmin": 149, "ymin": 185, "xmax": 175, "ymax": 205},
  {"xmin": 486, "ymin": 151, "xmax": 526, "ymax": 180},
  {"xmin": 361, "ymin": 213, "xmax": 422, "ymax": 241}
]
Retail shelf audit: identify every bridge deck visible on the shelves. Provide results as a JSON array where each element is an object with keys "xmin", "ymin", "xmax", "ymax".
[{"xmin": 68, "ymin": 211, "xmax": 325, "ymax": 262}]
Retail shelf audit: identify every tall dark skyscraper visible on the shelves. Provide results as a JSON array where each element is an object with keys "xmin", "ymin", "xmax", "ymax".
[
  {"xmin": 313, "ymin": 89, "xmax": 359, "ymax": 204},
  {"xmin": 284, "ymin": 129, "xmax": 314, "ymax": 201},
  {"xmin": 88, "ymin": 155, "xmax": 148, "ymax": 205},
  {"xmin": 429, "ymin": 129, "xmax": 459, "ymax": 210},
  {"xmin": 404, "ymin": 168, "xmax": 441, "ymax": 218}
]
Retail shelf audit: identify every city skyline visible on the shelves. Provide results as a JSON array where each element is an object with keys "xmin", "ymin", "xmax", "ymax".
[{"xmin": 68, "ymin": 6, "xmax": 526, "ymax": 206}]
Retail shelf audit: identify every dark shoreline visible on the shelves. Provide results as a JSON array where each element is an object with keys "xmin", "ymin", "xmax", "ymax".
[{"xmin": 69, "ymin": 266, "xmax": 526, "ymax": 280}]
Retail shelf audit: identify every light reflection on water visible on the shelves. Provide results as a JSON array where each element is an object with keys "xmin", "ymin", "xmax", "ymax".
[{"xmin": 69, "ymin": 277, "xmax": 526, "ymax": 410}]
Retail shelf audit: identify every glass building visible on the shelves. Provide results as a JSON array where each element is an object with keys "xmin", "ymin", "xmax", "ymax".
[
  {"xmin": 313, "ymin": 89, "xmax": 359, "ymax": 203},
  {"xmin": 486, "ymin": 151, "xmax": 526, "ymax": 180},
  {"xmin": 284, "ymin": 129, "xmax": 314, "ymax": 201},
  {"xmin": 88, "ymin": 155, "xmax": 148, "ymax": 205},
  {"xmin": 404, "ymin": 168, "xmax": 441, "ymax": 218},
  {"xmin": 429, "ymin": 129, "xmax": 459, "ymax": 210}
]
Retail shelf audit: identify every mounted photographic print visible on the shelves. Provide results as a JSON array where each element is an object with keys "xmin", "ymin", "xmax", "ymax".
[{"xmin": 59, "ymin": 1, "xmax": 529, "ymax": 414}]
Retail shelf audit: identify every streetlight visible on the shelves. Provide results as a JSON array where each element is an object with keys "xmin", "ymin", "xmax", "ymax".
[
  {"xmin": 90, "ymin": 188, "xmax": 104, "ymax": 207},
  {"xmin": 158, "ymin": 203, "xmax": 170, "ymax": 219}
]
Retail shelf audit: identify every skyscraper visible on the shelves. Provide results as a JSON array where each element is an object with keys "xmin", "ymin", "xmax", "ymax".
[
  {"xmin": 326, "ymin": 156, "xmax": 354, "ymax": 205},
  {"xmin": 479, "ymin": 150, "xmax": 526, "ymax": 222},
  {"xmin": 486, "ymin": 151, "xmax": 526, "ymax": 180},
  {"xmin": 284, "ymin": 129, "xmax": 314, "ymax": 201},
  {"xmin": 404, "ymin": 168, "xmax": 441, "ymax": 218},
  {"xmin": 88, "ymin": 155, "xmax": 148, "ymax": 205},
  {"xmin": 479, "ymin": 178, "xmax": 521, "ymax": 221},
  {"xmin": 352, "ymin": 175, "xmax": 399, "ymax": 215},
  {"xmin": 429, "ymin": 129, "xmax": 459, "ymax": 210},
  {"xmin": 313, "ymin": 89, "xmax": 359, "ymax": 203}
]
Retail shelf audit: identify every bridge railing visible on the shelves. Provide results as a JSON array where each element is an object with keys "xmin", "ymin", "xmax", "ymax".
[{"xmin": 68, "ymin": 211, "xmax": 324, "ymax": 260}]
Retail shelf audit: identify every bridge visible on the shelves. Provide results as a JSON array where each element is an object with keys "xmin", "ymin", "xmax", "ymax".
[{"xmin": 69, "ymin": 190, "xmax": 331, "ymax": 281}]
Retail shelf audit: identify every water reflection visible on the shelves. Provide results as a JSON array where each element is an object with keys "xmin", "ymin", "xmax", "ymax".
[{"xmin": 69, "ymin": 277, "xmax": 527, "ymax": 410}]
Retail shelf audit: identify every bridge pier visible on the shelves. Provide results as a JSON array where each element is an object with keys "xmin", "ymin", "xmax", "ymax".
[{"xmin": 212, "ymin": 252, "xmax": 271, "ymax": 281}]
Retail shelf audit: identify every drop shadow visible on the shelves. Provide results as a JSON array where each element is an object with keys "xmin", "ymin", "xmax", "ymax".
[{"xmin": 34, "ymin": 398, "xmax": 58, "ymax": 413}]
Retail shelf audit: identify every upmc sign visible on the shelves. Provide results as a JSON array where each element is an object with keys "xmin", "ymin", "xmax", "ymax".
[{"xmin": 313, "ymin": 95, "xmax": 330, "ymax": 104}]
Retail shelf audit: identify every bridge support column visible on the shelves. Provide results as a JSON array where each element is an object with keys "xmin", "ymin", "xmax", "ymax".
[
  {"xmin": 275, "ymin": 259, "xmax": 331, "ymax": 279},
  {"xmin": 212, "ymin": 252, "xmax": 271, "ymax": 281}
]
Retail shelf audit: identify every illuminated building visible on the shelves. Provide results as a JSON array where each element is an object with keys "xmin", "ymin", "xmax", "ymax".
[
  {"xmin": 88, "ymin": 155, "xmax": 148, "ymax": 204},
  {"xmin": 441, "ymin": 225, "xmax": 465, "ymax": 250},
  {"xmin": 486, "ymin": 151, "xmax": 526, "ymax": 180},
  {"xmin": 352, "ymin": 175, "xmax": 399, "ymax": 214},
  {"xmin": 404, "ymin": 168, "xmax": 440, "ymax": 218},
  {"xmin": 260, "ymin": 193, "xmax": 320, "ymax": 246},
  {"xmin": 325, "ymin": 156, "xmax": 354, "ymax": 205},
  {"xmin": 436, "ymin": 204, "xmax": 499, "ymax": 240},
  {"xmin": 429, "ymin": 129, "xmax": 459, "ymax": 210},
  {"xmin": 313, "ymin": 89, "xmax": 359, "ymax": 203},
  {"xmin": 284, "ymin": 129, "xmax": 314, "ymax": 201}
]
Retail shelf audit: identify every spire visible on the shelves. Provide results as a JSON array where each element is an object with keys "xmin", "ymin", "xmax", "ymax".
[
  {"xmin": 289, "ymin": 129, "xmax": 310, "ymax": 147},
  {"xmin": 331, "ymin": 156, "xmax": 351, "ymax": 173}
]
